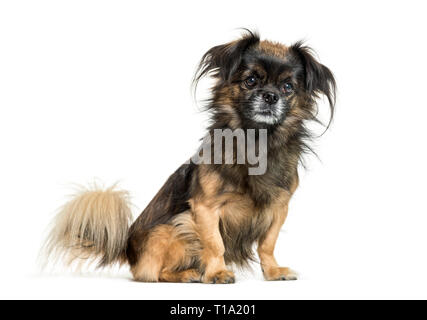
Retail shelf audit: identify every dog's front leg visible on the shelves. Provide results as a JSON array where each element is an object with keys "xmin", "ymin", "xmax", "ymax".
[
  {"xmin": 193, "ymin": 202, "xmax": 235, "ymax": 284},
  {"xmin": 258, "ymin": 178, "xmax": 299, "ymax": 281},
  {"xmin": 258, "ymin": 203, "xmax": 298, "ymax": 281}
]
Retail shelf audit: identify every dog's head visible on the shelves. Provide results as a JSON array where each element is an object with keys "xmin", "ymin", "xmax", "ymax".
[{"xmin": 194, "ymin": 30, "xmax": 336, "ymax": 131}]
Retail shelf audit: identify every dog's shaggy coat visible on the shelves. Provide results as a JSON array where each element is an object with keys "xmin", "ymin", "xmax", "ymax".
[{"xmin": 43, "ymin": 31, "xmax": 336, "ymax": 283}]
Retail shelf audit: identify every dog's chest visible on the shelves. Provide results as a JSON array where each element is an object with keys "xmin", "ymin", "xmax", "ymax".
[{"xmin": 218, "ymin": 187, "xmax": 289, "ymax": 266}]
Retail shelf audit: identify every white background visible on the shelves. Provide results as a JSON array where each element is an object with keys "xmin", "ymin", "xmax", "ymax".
[{"xmin": 1, "ymin": 0, "xmax": 427, "ymax": 299}]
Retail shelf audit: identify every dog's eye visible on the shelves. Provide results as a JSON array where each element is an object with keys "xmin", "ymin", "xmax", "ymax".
[
  {"xmin": 283, "ymin": 82, "xmax": 294, "ymax": 93},
  {"xmin": 245, "ymin": 76, "xmax": 258, "ymax": 88}
]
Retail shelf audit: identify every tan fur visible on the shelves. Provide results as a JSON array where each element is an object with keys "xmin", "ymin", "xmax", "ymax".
[
  {"xmin": 130, "ymin": 212, "xmax": 201, "ymax": 282},
  {"xmin": 194, "ymin": 202, "xmax": 231, "ymax": 283},
  {"xmin": 188, "ymin": 167, "xmax": 235, "ymax": 283},
  {"xmin": 190, "ymin": 166, "xmax": 300, "ymax": 282},
  {"xmin": 258, "ymin": 40, "xmax": 288, "ymax": 59},
  {"xmin": 186, "ymin": 166, "xmax": 298, "ymax": 283},
  {"xmin": 258, "ymin": 177, "xmax": 299, "ymax": 280},
  {"xmin": 215, "ymin": 86, "xmax": 243, "ymax": 129},
  {"xmin": 42, "ymin": 184, "xmax": 133, "ymax": 268},
  {"xmin": 159, "ymin": 269, "xmax": 201, "ymax": 283},
  {"xmin": 130, "ymin": 225, "xmax": 172, "ymax": 281}
]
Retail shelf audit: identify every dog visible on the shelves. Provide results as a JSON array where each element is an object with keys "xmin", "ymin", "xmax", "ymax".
[{"xmin": 43, "ymin": 30, "xmax": 336, "ymax": 283}]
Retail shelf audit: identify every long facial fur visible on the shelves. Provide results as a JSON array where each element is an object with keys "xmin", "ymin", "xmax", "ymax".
[{"xmin": 194, "ymin": 30, "xmax": 336, "ymax": 134}]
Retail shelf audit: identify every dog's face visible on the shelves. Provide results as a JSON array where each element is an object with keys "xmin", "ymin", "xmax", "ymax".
[
  {"xmin": 195, "ymin": 31, "xmax": 336, "ymax": 131},
  {"xmin": 235, "ymin": 46, "xmax": 300, "ymax": 126}
]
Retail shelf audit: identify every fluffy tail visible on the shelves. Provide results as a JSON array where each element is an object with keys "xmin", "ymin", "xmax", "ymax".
[{"xmin": 42, "ymin": 184, "xmax": 133, "ymax": 269}]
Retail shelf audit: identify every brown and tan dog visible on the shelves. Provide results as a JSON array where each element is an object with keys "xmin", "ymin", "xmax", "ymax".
[{"xmin": 43, "ymin": 30, "xmax": 336, "ymax": 283}]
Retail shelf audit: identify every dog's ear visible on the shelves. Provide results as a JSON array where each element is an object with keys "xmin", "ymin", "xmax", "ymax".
[
  {"xmin": 290, "ymin": 42, "xmax": 336, "ymax": 127},
  {"xmin": 194, "ymin": 30, "xmax": 260, "ymax": 84}
]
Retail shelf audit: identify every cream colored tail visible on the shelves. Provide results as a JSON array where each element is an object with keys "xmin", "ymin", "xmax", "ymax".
[{"xmin": 42, "ymin": 184, "xmax": 133, "ymax": 269}]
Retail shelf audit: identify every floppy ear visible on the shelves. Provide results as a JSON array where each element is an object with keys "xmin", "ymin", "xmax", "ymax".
[
  {"xmin": 194, "ymin": 30, "xmax": 260, "ymax": 84},
  {"xmin": 290, "ymin": 41, "xmax": 336, "ymax": 126}
]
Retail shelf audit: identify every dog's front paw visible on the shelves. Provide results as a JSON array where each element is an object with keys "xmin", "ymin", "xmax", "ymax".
[
  {"xmin": 263, "ymin": 267, "xmax": 298, "ymax": 281},
  {"xmin": 203, "ymin": 270, "xmax": 235, "ymax": 284}
]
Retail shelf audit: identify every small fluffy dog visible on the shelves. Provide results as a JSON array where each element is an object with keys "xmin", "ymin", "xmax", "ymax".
[{"xmin": 44, "ymin": 30, "xmax": 336, "ymax": 283}]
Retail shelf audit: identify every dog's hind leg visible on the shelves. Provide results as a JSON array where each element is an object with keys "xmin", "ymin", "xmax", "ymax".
[
  {"xmin": 130, "ymin": 214, "xmax": 201, "ymax": 282},
  {"xmin": 130, "ymin": 225, "xmax": 172, "ymax": 282},
  {"xmin": 158, "ymin": 217, "xmax": 202, "ymax": 283}
]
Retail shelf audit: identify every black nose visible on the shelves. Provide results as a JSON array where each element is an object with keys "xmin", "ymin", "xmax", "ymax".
[{"xmin": 262, "ymin": 92, "xmax": 278, "ymax": 105}]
